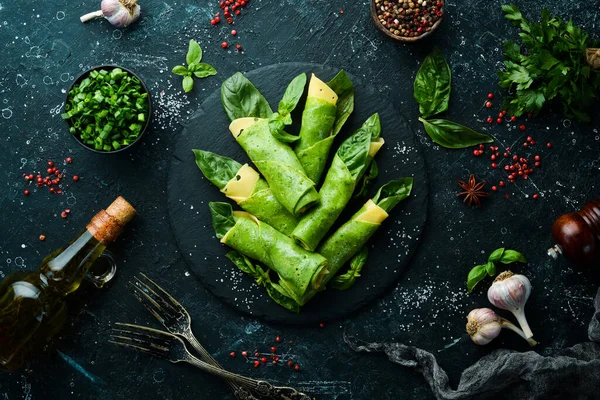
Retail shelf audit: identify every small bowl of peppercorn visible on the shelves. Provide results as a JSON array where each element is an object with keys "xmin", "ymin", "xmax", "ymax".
[{"xmin": 371, "ymin": 0, "xmax": 444, "ymax": 42}]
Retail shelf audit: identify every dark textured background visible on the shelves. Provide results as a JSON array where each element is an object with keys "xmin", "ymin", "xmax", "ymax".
[{"xmin": 0, "ymin": 1, "xmax": 599, "ymax": 399}]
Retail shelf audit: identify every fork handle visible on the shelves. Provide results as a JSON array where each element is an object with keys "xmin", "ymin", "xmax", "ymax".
[{"xmin": 181, "ymin": 353, "xmax": 310, "ymax": 400}]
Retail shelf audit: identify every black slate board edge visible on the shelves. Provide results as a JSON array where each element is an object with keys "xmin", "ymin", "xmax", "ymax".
[{"xmin": 166, "ymin": 62, "xmax": 429, "ymax": 325}]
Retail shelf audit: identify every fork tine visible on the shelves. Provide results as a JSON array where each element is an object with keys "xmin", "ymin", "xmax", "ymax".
[
  {"xmin": 128, "ymin": 282, "xmax": 168, "ymax": 323},
  {"xmin": 133, "ymin": 275, "xmax": 180, "ymax": 316},
  {"xmin": 110, "ymin": 323, "xmax": 174, "ymax": 358},
  {"xmin": 139, "ymin": 273, "xmax": 186, "ymax": 311},
  {"xmin": 109, "ymin": 339, "xmax": 166, "ymax": 358}
]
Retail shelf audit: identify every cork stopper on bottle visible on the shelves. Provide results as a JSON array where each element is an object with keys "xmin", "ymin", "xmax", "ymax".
[{"xmin": 87, "ymin": 196, "xmax": 136, "ymax": 244}]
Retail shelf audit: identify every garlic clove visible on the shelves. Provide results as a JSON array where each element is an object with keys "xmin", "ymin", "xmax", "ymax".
[
  {"xmin": 81, "ymin": 0, "xmax": 141, "ymax": 28},
  {"xmin": 487, "ymin": 270, "xmax": 534, "ymax": 338},
  {"xmin": 466, "ymin": 308, "xmax": 537, "ymax": 346}
]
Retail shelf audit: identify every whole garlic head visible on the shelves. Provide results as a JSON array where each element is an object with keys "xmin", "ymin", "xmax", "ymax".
[
  {"xmin": 466, "ymin": 308, "xmax": 502, "ymax": 345},
  {"xmin": 487, "ymin": 271, "xmax": 534, "ymax": 338},
  {"xmin": 102, "ymin": 0, "xmax": 141, "ymax": 28}
]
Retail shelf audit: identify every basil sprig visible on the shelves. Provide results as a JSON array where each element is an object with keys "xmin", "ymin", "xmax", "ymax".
[
  {"xmin": 414, "ymin": 48, "xmax": 492, "ymax": 148},
  {"xmin": 331, "ymin": 247, "xmax": 368, "ymax": 290},
  {"xmin": 268, "ymin": 73, "xmax": 307, "ymax": 142},
  {"xmin": 221, "ymin": 72, "xmax": 273, "ymax": 121},
  {"xmin": 466, "ymin": 248, "xmax": 527, "ymax": 292},
  {"xmin": 172, "ymin": 40, "xmax": 217, "ymax": 93},
  {"xmin": 209, "ymin": 202, "xmax": 236, "ymax": 239}
]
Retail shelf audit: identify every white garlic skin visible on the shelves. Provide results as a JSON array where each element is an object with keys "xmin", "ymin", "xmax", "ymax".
[
  {"xmin": 466, "ymin": 308, "xmax": 502, "ymax": 345},
  {"xmin": 487, "ymin": 271, "xmax": 531, "ymax": 312},
  {"xmin": 102, "ymin": 0, "xmax": 141, "ymax": 28}
]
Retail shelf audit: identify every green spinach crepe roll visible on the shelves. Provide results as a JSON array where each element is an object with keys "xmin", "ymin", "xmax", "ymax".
[
  {"xmin": 295, "ymin": 72, "xmax": 354, "ymax": 184},
  {"xmin": 299, "ymin": 178, "xmax": 413, "ymax": 304},
  {"xmin": 193, "ymin": 149, "xmax": 298, "ymax": 235},
  {"xmin": 229, "ymin": 117, "xmax": 319, "ymax": 216},
  {"xmin": 210, "ymin": 202, "xmax": 329, "ymax": 305},
  {"xmin": 291, "ymin": 113, "xmax": 385, "ymax": 251}
]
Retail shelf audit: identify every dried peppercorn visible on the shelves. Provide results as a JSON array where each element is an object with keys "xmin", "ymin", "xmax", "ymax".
[{"xmin": 374, "ymin": 0, "xmax": 444, "ymax": 39}]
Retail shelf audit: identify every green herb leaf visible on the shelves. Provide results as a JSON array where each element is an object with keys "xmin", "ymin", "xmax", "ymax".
[
  {"xmin": 331, "ymin": 247, "xmax": 368, "ymax": 290},
  {"xmin": 192, "ymin": 149, "xmax": 243, "ymax": 190},
  {"xmin": 209, "ymin": 202, "xmax": 236, "ymax": 239},
  {"xmin": 278, "ymin": 73, "xmax": 307, "ymax": 116},
  {"xmin": 467, "ymin": 264, "xmax": 487, "ymax": 292},
  {"xmin": 182, "ymin": 76, "xmax": 194, "ymax": 93},
  {"xmin": 337, "ymin": 114, "xmax": 379, "ymax": 180},
  {"xmin": 226, "ymin": 251, "xmax": 257, "ymax": 275},
  {"xmin": 414, "ymin": 47, "xmax": 452, "ymax": 118},
  {"xmin": 221, "ymin": 72, "xmax": 273, "ymax": 121},
  {"xmin": 355, "ymin": 159, "xmax": 379, "ymax": 198},
  {"xmin": 487, "ymin": 248, "xmax": 505, "ymax": 263},
  {"xmin": 419, "ymin": 118, "xmax": 493, "ymax": 149},
  {"xmin": 327, "ymin": 70, "xmax": 355, "ymax": 136},
  {"xmin": 194, "ymin": 63, "xmax": 218, "ymax": 79},
  {"xmin": 498, "ymin": 249, "xmax": 527, "ymax": 264},
  {"xmin": 186, "ymin": 39, "xmax": 203, "ymax": 65},
  {"xmin": 172, "ymin": 65, "xmax": 189, "ymax": 76},
  {"xmin": 485, "ymin": 261, "xmax": 496, "ymax": 277},
  {"xmin": 372, "ymin": 177, "xmax": 413, "ymax": 212},
  {"xmin": 268, "ymin": 113, "xmax": 300, "ymax": 143}
]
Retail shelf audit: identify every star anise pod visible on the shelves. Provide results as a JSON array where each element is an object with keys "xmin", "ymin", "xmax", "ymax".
[{"xmin": 457, "ymin": 174, "xmax": 489, "ymax": 208}]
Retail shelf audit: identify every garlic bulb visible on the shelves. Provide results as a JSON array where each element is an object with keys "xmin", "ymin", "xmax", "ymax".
[
  {"xmin": 487, "ymin": 271, "xmax": 533, "ymax": 338},
  {"xmin": 80, "ymin": 0, "xmax": 141, "ymax": 28},
  {"xmin": 466, "ymin": 308, "xmax": 537, "ymax": 346}
]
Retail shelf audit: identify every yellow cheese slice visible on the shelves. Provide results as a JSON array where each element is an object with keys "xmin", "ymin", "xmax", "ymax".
[
  {"xmin": 229, "ymin": 117, "xmax": 261, "ymax": 139},
  {"xmin": 308, "ymin": 74, "xmax": 338, "ymax": 105},
  {"xmin": 221, "ymin": 164, "xmax": 260, "ymax": 203},
  {"xmin": 356, "ymin": 199, "xmax": 389, "ymax": 224},
  {"xmin": 369, "ymin": 138, "xmax": 385, "ymax": 158}
]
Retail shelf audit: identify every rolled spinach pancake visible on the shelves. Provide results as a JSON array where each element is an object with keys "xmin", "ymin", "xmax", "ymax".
[
  {"xmin": 229, "ymin": 117, "xmax": 319, "ymax": 217},
  {"xmin": 210, "ymin": 202, "xmax": 329, "ymax": 305},
  {"xmin": 295, "ymin": 72, "xmax": 355, "ymax": 184},
  {"xmin": 193, "ymin": 149, "xmax": 298, "ymax": 235},
  {"xmin": 291, "ymin": 113, "xmax": 385, "ymax": 251},
  {"xmin": 299, "ymin": 178, "xmax": 414, "ymax": 305}
]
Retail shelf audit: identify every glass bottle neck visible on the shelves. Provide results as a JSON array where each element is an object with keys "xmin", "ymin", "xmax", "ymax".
[{"xmin": 39, "ymin": 229, "xmax": 107, "ymax": 296}]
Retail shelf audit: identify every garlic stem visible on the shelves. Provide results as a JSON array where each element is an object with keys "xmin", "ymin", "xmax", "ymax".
[
  {"xmin": 513, "ymin": 308, "xmax": 533, "ymax": 339},
  {"xmin": 500, "ymin": 318, "xmax": 537, "ymax": 346},
  {"xmin": 80, "ymin": 10, "xmax": 104, "ymax": 23}
]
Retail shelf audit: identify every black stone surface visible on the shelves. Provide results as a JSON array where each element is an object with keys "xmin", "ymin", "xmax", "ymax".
[
  {"xmin": 0, "ymin": 1, "xmax": 599, "ymax": 399},
  {"xmin": 168, "ymin": 62, "xmax": 428, "ymax": 324}
]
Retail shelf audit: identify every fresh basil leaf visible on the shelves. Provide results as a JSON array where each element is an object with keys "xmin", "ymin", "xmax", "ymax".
[
  {"xmin": 186, "ymin": 39, "xmax": 203, "ymax": 65},
  {"xmin": 414, "ymin": 47, "xmax": 451, "ymax": 118},
  {"xmin": 337, "ymin": 114, "xmax": 379, "ymax": 180},
  {"xmin": 419, "ymin": 118, "xmax": 493, "ymax": 149},
  {"xmin": 221, "ymin": 72, "xmax": 273, "ymax": 121},
  {"xmin": 182, "ymin": 76, "xmax": 194, "ymax": 93},
  {"xmin": 488, "ymin": 248, "xmax": 505, "ymax": 263},
  {"xmin": 372, "ymin": 177, "xmax": 413, "ymax": 213},
  {"xmin": 327, "ymin": 70, "xmax": 355, "ymax": 136},
  {"xmin": 498, "ymin": 249, "xmax": 527, "ymax": 264},
  {"xmin": 172, "ymin": 65, "xmax": 189, "ymax": 76},
  {"xmin": 226, "ymin": 251, "xmax": 257, "ymax": 276},
  {"xmin": 268, "ymin": 113, "xmax": 299, "ymax": 143},
  {"xmin": 278, "ymin": 73, "xmax": 307, "ymax": 116},
  {"xmin": 265, "ymin": 280, "xmax": 301, "ymax": 313},
  {"xmin": 466, "ymin": 264, "xmax": 487, "ymax": 292},
  {"xmin": 209, "ymin": 202, "xmax": 236, "ymax": 239},
  {"xmin": 331, "ymin": 247, "xmax": 368, "ymax": 291},
  {"xmin": 192, "ymin": 149, "xmax": 243, "ymax": 190},
  {"xmin": 194, "ymin": 63, "xmax": 217, "ymax": 79},
  {"xmin": 187, "ymin": 63, "xmax": 199, "ymax": 73},
  {"xmin": 485, "ymin": 261, "xmax": 496, "ymax": 277}
]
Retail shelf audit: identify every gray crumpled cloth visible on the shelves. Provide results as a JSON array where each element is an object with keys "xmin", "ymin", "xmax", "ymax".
[{"xmin": 347, "ymin": 288, "xmax": 600, "ymax": 400}]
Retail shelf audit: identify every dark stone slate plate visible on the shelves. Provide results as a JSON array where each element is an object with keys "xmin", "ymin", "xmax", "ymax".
[{"xmin": 167, "ymin": 62, "xmax": 428, "ymax": 324}]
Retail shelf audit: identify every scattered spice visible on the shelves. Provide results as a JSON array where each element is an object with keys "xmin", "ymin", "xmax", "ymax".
[
  {"xmin": 487, "ymin": 93, "xmax": 494, "ymax": 99},
  {"xmin": 374, "ymin": 0, "xmax": 443, "ymax": 38},
  {"xmin": 486, "ymin": 101, "xmax": 493, "ymax": 108},
  {"xmin": 241, "ymin": 351, "xmax": 248, "ymax": 357},
  {"xmin": 319, "ymin": 322, "xmax": 325, "ymax": 328},
  {"xmin": 275, "ymin": 336, "xmax": 281, "ymax": 343},
  {"xmin": 253, "ymin": 360, "xmax": 260, "ymax": 368},
  {"xmin": 229, "ymin": 351, "xmax": 236, "ymax": 358},
  {"xmin": 235, "ymin": 44, "xmax": 242, "ymax": 51},
  {"xmin": 24, "ymin": 190, "xmax": 30, "ymax": 196},
  {"xmin": 294, "ymin": 364, "xmax": 300, "ymax": 371},
  {"xmin": 457, "ymin": 174, "xmax": 489, "ymax": 208},
  {"xmin": 39, "ymin": 234, "xmax": 46, "ymax": 241}
]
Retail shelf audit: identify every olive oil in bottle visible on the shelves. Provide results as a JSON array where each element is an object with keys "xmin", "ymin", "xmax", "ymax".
[{"xmin": 0, "ymin": 196, "xmax": 135, "ymax": 372}]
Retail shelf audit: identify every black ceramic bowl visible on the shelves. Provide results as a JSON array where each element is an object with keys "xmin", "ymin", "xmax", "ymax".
[{"xmin": 63, "ymin": 65, "xmax": 152, "ymax": 154}]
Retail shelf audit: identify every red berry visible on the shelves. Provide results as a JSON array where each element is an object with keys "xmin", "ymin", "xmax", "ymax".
[
  {"xmin": 487, "ymin": 93, "xmax": 493, "ymax": 99},
  {"xmin": 214, "ymin": 17, "xmax": 221, "ymax": 23},
  {"xmin": 272, "ymin": 360, "xmax": 277, "ymax": 364},
  {"xmin": 519, "ymin": 125, "xmax": 526, "ymax": 131},
  {"xmin": 221, "ymin": 42, "xmax": 228, "ymax": 48},
  {"xmin": 24, "ymin": 190, "xmax": 30, "ymax": 196},
  {"xmin": 231, "ymin": 29, "xmax": 237, "ymax": 35},
  {"xmin": 547, "ymin": 142, "xmax": 552, "ymax": 148},
  {"xmin": 523, "ymin": 142, "xmax": 528, "ymax": 147},
  {"xmin": 479, "ymin": 144, "xmax": 484, "ymax": 150},
  {"xmin": 211, "ymin": 19, "xmax": 216, "ymax": 25},
  {"xmin": 526, "ymin": 136, "xmax": 533, "ymax": 142},
  {"xmin": 491, "ymin": 163, "xmax": 497, "ymax": 169},
  {"xmin": 253, "ymin": 361, "xmax": 260, "ymax": 368},
  {"xmin": 491, "ymin": 154, "xmax": 496, "ymax": 161},
  {"xmin": 485, "ymin": 101, "xmax": 492, "ymax": 108},
  {"xmin": 496, "ymin": 117, "xmax": 502, "ymax": 124},
  {"xmin": 510, "ymin": 116, "xmax": 516, "ymax": 122},
  {"xmin": 498, "ymin": 112, "xmax": 503, "ymax": 118},
  {"xmin": 319, "ymin": 322, "xmax": 325, "ymax": 328},
  {"xmin": 227, "ymin": 17, "xmax": 233, "ymax": 23},
  {"xmin": 254, "ymin": 352, "xmax": 259, "ymax": 357},
  {"xmin": 65, "ymin": 157, "xmax": 73, "ymax": 164},
  {"xmin": 230, "ymin": 352, "xmax": 236, "ymax": 358},
  {"xmin": 73, "ymin": 175, "xmax": 79, "ymax": 181},
  {"xmin": 61, "ymin": 211, "xmax": 68, "ymax": 218},
  {"xmin": 236, "ymin": 44, "xmax": 243, "ymax": 51},
  {"xmin": 492, "ymin": 186, "xmax": 497, "ymax": 191},
  {"xmin": 294, "ymin": 365, "xmax": 300, "ymax": 371},
  {"xmin": 527, "ymin": 113, "xmax": 533, "ymax": 118},
  {"xmin": 275, "ymin": 336, "xmax": 281, "ymax": 342},
  {"xmin": 473, "ymin": 149, "xmax": 479, "ymax": 156},
  {"xmin": 241, "ymin": 351, "xmax": 248, "ymax": 357},
  {"xmin": 499, "ymin": 181, "xmax": 505, "ymax": 187},
  {"xmin": 220, "ymin": 1, "xmax": 225, "ymax": 7},
  {"xmin": 504, "ymin": 165, "xmax": 510, "ymax": 171},
  {"xmin": 47, "ymin": 168, "xmax": 53, "ymax": 174},
  {"xmin": 533, "ymin": 193, "xmax": 539, "ymax": 199},
  {"xmin": 535, "ymin": 161, "xmax": 541, "ymax": 167},
  {"xmin": 486, "ymin": 117, "xmax": 493, "ymax": 124},
  {"xmin": 287, "ymin": 360, "xmax": 294, "ymax": 367},
  {"xmin": 48, "ymin": 161, "xmax": 54, "ymax": 167},
  {"xmin": 502, "ymin": 110, "xmax": 507, "ymax": 116},
  {"xmin": 503, "ymin": 152, "xmax": 509, "ymax": 158},
  {"xmin": 270, "ymin": 346, "xmax": 276, "ymax": 353},
  {"xmin": 534, "ymin": 155, "xmax": 540, "ymax": 161},
  {"xmin": 261, "ymin": 357, "xmax": 267, "ymax": 363},
  {"xmin": 235, "ymin": 9, "xmax": 241, "ymax": 15}
]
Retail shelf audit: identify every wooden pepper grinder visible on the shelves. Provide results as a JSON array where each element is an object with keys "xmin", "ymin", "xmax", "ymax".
[{"xmin": 548, "ymin": 199, "xmax": 600, "ymax": 266}]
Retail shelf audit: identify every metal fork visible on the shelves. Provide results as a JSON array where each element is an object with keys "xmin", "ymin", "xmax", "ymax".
[
  {"xmin": 110, "ymin": 323, "xmax": 310, "ymax": 400},
  {"xmin": 128, "ymin": 273, "xmax": 247, "ymax": 398}
]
